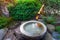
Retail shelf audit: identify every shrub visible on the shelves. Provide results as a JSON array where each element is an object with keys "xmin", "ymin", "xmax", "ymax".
[
  {"xmin": 8, "ymin": 0, "xmax": 42, "ymax": 21},
  {"xmin": 0, "ymin": 16, "xmax": 12, "ymax": 29},
  {"xmin": 42, "ymin": 16, "xmax": 56, "ymax": 24},
  {"xmin": 55, "ymin": 26, "xmax": 60, "ymax": 33},
  {"xmin": 40, "ymin": 0, "xmax": 60, "ymax": 9}
]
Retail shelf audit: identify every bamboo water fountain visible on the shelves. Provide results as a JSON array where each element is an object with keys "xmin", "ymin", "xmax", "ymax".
[{"xmin": 36, "ymin": 4, "xmax": 45, "ymax": 20}]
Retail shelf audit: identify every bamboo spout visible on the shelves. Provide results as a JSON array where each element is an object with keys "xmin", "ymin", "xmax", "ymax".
[
  {"xmin": 38, "ymin": 4, "xmax": 45, "ymax": 14},
  {"xmin": 36, "ymin": 4, "xmax": 45, "ymax": 20}
]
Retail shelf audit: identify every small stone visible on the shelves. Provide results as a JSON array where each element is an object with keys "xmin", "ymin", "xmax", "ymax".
[
  {"xmin": 3, "ymin": 30, "xmax": 17, "ymax": 40},
  {"xmin": 0, "ymin": 28, "xmax": 8, "ymax": 40},
  {"xmin": 38, "ymin": 19, "xmax": 44, "ymax": 22},
  {"xmin": 14, "ymin": 27, "xmax": 22, "ymax": 40},
  {"xmin": 38, "ymin": 19, "xmax": 45, "ymax": 23},
  {"xmin": 8, "ymin": 21, "xmax": 21, "ymax": 29},
  {"xmin": 54, "ymin": 16, "xmax": 60, "ymax": 26},
  {"xmin": 44, "ymin": 32, "xmax": 53, "ymax": 40},
  {"xmin": 52, "ymin": 32, "xmax": 60, "ymax": 40},
  {"xmin": 14, "ymin": 27, "xmax": 21, "ymax": 35},
  {"xmin": 47, "ymin": 24, "xmax": 55, "ymax": 33}
]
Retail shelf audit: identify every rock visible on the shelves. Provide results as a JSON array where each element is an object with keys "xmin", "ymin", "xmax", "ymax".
[
  {"xmin": 0, "ymin": 28, "xmax": 8, "ymax": 40},
  {"xmin": 44, "ymin": 32, "xmax": 54, "ymax": 40},
  {"xmin": 14, "ymin": 27, "xmax": 22, "ymax": 40},
  {"xmin": 8, "ymin": 21, "xmax": 21, "ymax": 29},
  {"xmin": 21, "ymin": 21, "xmax": 27, "ymax": 24},
  {"xmin": 38, "ymin": 19, "xmax": 44, "ymax": 23},
  {"xmin": 54, "ymin": 16, "xmax": 60, "ymax": 26},
  {"xmin": 47, "ymin": 24, "xmax": 55, "ymax": 33},
  {"xmin": 1, "ymin": 6, "xmax": 9, "ymax": 17},
  {"xmin": 52, "ymin": 32, "xmax": 60, "ymax": 40},
  {"xmin": 3, "ymin": 30, "xmax": 17, "ymax": 40}
]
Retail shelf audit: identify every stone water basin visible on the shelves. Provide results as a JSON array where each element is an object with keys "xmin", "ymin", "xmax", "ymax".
[{"xmin": 20, "ymin": 20, "xmax": 47, "ymax": 38}]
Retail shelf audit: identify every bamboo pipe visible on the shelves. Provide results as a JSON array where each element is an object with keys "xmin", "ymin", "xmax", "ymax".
[
  {"xmin": 38, "ymin": 4, "xmax": 45, "ymax": 14},
  {"xmin": 36, "ymin": 4, "xmax": 45, "ymax": 20}
]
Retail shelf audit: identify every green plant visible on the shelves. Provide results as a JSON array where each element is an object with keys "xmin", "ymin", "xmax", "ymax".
[
  {"xmin": 8, "ymin": 0, "xmax": 42, "ymax": 21},
  {"xmin": 55, "ymin": 26, "xmax": 60, "ymax": 33},
  {"xmin": 40, "ymin": 0, "xmax": 60, "ymax": 9},
  {"xmin": 0, "ymin": 16, "xmax": 12, "ymax": 29},
  {"xmin": 57, "ymin": 36, "xmax": 60, "ymax": 39},
  {"xmin": 42, "ymin": 16, "xmax": 56, "ymax": 24}
]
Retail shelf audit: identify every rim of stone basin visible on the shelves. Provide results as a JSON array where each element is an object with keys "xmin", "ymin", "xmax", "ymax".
[{"xmin": 20, "ymin": 20, "xmax": 47, "ymax": 37}]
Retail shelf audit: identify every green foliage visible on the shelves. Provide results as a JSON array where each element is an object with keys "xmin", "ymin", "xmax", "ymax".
[
  {"xmin": 42, "ymin": 16, "xmax": 56, "ymax": 24},
  {"xmin": 55, "ymin": 26, "xmax": 60, "ymax": 33},
  {"xmin": 40, "ymin": 0, "xmax": 60, "ymax": 9},
  {"xmin": 0, "ymin": 16, "xmax": 12, "ymax": 29},
  {"xmin": 8, "ymin": 0, "xmax": 42, "ymax": 21},
  {"xmin": 57, "ymin": 36, "xmax": 60, "ymax": 39}
]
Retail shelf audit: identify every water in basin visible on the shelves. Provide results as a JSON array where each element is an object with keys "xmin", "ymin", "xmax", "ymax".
[{"xmin": 24, "ymin": 22, "xmax": 43, "ymax": 35}]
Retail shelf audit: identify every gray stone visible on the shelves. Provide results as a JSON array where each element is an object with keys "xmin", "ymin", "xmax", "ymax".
[
  {"xmin": 1, "ymin": 6, "xmax": 9, "ymax": 17},
  {"xmin": 38, "ymin": 19, "xmax": 44, "ymax": 22},
  {"xmin": 52, "ymin": 32, "xmax": 60, "ymax": 40},
  {"xmin": 44, "ymin": 32, "xmax": 53, "ymax": 40},
  {"xmin": 14, "ymin": 27, "xmax": 22, "ymax": 40},
  {"xmin": 47, "ymin": 24, "xmax": 55, "ymax": 33},
  {"xmin": 55, "ymin": 16, "xmax": 60, "ymax": 25},
  {"xmin": 0, "ymin": 28, "xmax": 8, "ymax": 40},
  {"xmin": 3, "ymin": 30, "xmax": 17, "ymax": 40},
  {"xmin": 8, "ymin": 21, "xmax": 21, "ymax": 29}
]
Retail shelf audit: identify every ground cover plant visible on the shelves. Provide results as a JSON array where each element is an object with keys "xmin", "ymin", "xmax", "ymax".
[
  {"xmin": 55, "ymin": 26, "xmax": 60, "ymax": 33},
  {"xmin": 0, "ymin": 16, "xmax": 12, "ymax": 29}
]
